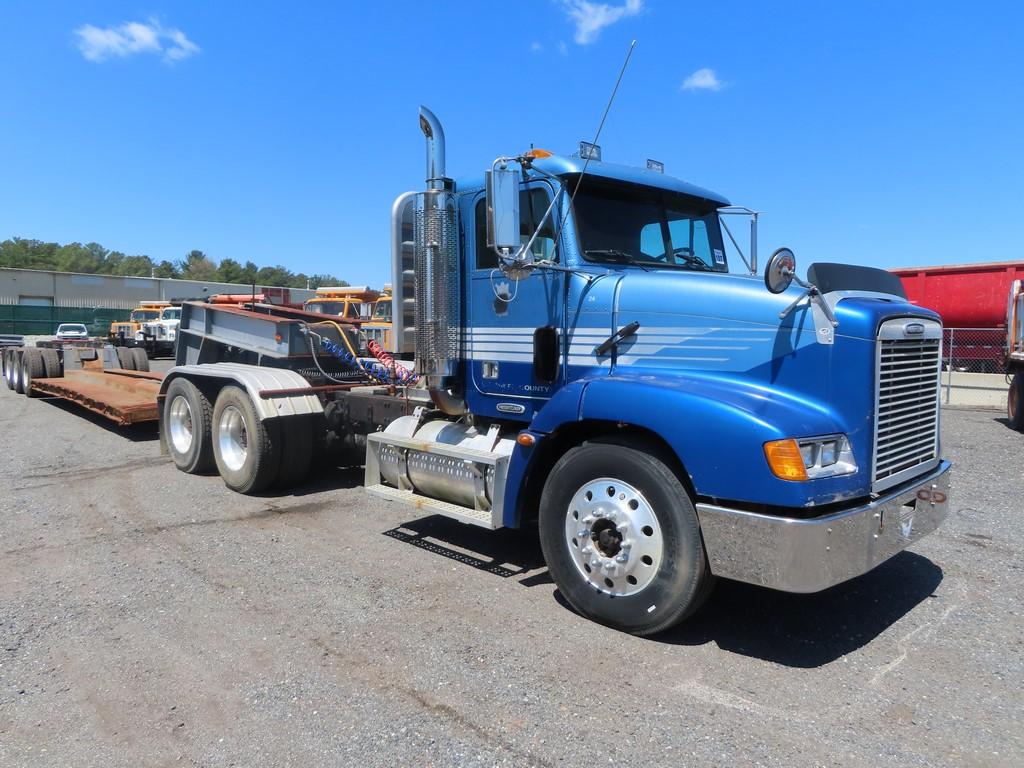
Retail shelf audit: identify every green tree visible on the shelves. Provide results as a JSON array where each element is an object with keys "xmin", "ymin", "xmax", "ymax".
[
  {"xmin": 256, "ymin": 265, "xmax": 293, "ymax": 286},
  {"xmin": 153, "ymin": 260, "xmax": 180, "ymax": 278},
  {"xmin": 179, "ymin": 250, "xmax": 218, "ymax": 281},
  {"xmin": 216, "ymin": 258, "xmax": 246, "ymax": 284}
]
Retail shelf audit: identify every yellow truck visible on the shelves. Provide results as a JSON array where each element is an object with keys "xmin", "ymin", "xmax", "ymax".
[
  {"xmin": 303, "ymin": 287, "xmax": 376, "ymax": 320},
  {"xmin": 303, "ymin": 286, "xmax": 396, "ymax": 352},
  {"xmin": 109, "ymin": 301, "xmax": 170, "ymax": 345}
]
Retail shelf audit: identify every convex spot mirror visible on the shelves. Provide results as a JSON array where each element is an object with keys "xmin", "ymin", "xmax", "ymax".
[
  {"xmin": 485, "ymin": 166, "xmax": 521, "ymax": 252},
  {"xmin": 764, "ymin": 247, "xmax": 797, "ymax": 294}
]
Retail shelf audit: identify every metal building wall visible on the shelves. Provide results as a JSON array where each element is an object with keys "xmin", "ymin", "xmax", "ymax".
[{"xmin": 0, "ymin": 268, "xmax": 317, "ymax": 309}]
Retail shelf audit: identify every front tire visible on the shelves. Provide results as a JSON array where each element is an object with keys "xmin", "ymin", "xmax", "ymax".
[
  {"xmin": 212, "ymin": 386, "xmax": 280, "ymax": 494},
  {"xmin": 164, "ymin": 378, "xmax": 214, "ymax": 474},
  {"xmin": 1009, "ymin": 373, "xmax": 1024, "ymax": 432},
  {"xmin": 539, "ymin": 440, "xmax": 713, "ymax": 636}
]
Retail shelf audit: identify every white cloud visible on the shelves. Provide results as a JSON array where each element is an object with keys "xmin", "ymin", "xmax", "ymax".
[
  {"xmin": 561, "ymin": 0, "xmax": 643, "ymax": 45},
  {"xmin": 531, "ymin": 41, "xmax": 543, "ymax": 52},
  {"xmin": 681, "ymin": 67, "xmax": 722, "ymax": 92},
  {"xmin": 75, "ymin": 18, "xmax": 200, "ymax": 63},
  {"xmin": 558, "ymin": 40, "xmax": 569, "ymax": 56}
]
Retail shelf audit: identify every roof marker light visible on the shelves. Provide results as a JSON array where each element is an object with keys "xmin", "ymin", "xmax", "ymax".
[{"xmin": 646, "ymin": 159, "xmax": 664, "ymax": 173}]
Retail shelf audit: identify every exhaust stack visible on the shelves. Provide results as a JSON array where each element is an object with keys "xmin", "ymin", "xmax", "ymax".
[{"xmin": 413, "ymin": 107, "xmax": 462, "ymax": 410}]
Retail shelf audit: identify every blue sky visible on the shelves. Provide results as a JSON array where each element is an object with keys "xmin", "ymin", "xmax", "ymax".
[{"xmin": 1, "ymin": 1, "xmax": 1020, "ymax": 286}]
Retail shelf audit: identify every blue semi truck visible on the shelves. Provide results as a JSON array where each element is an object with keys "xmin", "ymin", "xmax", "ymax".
[{"xmin": 153, "ymin": 107, "xmax": 951, "ymax": 635}]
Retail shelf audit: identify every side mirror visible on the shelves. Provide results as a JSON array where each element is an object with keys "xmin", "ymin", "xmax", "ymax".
[
  {"xmin": 485, "ymin": 166, "xmax": 520, "ymax": 253},
  {"xmin": 764, "ymin": 247, "xmax": 797, "ymax": 294}
]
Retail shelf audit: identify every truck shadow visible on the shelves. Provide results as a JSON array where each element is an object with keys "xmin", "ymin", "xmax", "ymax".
[
  {"xmin": 382, "ymin": 515, "xmax": 549, "ymax": 580},
  {"xmin": 385, "ymin": 516, "xmax": 943, "ymax": 668},
  {"xmin": 39, "ymin": 398, "xmax": 160, "ymax": 443},
  {"xmin": 629, "ymin": 551, "xmax": 943, "ymax": 667}
]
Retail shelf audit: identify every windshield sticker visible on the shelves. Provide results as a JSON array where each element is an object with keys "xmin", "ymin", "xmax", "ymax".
[{"xmin": 713, "ymin": 248, "xmax": 725, "ymax": 265}]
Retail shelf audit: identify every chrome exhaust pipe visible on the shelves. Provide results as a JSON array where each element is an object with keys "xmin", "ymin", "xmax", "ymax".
[{"xmin": 419, "ymin": 106, "xmax": 449, "ymax": 191}]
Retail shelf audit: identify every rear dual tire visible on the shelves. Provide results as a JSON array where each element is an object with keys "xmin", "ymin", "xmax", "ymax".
[
  {"xmin": 165, "ymin": 379, "xmax": 310, "ymax": 494},
  {"xmin": 115, "ymin": 346, "xmax": 149, "ymax": 371}
]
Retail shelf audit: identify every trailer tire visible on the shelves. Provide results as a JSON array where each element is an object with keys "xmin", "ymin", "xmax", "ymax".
[
  {"xmin": 212, "ymin": 386, "xmax": 280, "ymax": 494},
  {"xmin": 1, "ymin": 350, "xmax": 11, "ymax": 391},
  {"xmin": 7, "ymin": 350, "xmax": 22, "ymax": 391},
  {"xmin": 115, "ymin": 346, "xmax": 136, "ymax": 370},
  {"xmin": 164, "ymin": 378, "xmax": 214, "ymax": 474},
  {"xmin": 21, "ymin": 349, "xmax": 45, "ymax": 397},
  {"xmin": 1009, "ymin": 373, "xmax": 1024, "ymax": 432},
  {"xmin": 130, "ymin": 348, "xmax": 150, "ymax": 372},
  {"xmin": 538, "ymin": 441, "xmax": 712, "ymax": 636},
  {"xmin": 274, "ymin": 415, "xmax": 314, "ymax": 489},
  {"xmin": 39, "ymin": 348, "xmax": 62, "ymax": 378}
]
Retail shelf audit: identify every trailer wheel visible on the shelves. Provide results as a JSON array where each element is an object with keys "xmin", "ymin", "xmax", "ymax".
[
  {"xmin": 2, "ymin": 349, "xmax": 12, "ymax": 389},
  {"xmin": 39, "ymin": 348, "xmax": 62, "ymax": 378},
  {"xmin": 212, "ymin": 386, "xmax": 280, "ymax": 494},
  {"xmin": 1009, "ymin": 373, "xmax": 1024, "ymax": 432},
  {"xmin": 21, "ymin": 349, "xmax": 45, "ymax": 397},
  {"xmin": 538, "ymin": 440, "xmax": 713, "ymax": 636},
  {"xmin": 6, "ymin": 350, "xmax": 21, "ymax": 391},
  {"xmin": 130, "ymin": 348, "xmax": 150, "ymax": 372},
  {"xmin": 115, "ymin": 346, "xmax": 136, "ymax": 370},
  {"xmin": 164, "ymin": 378, "xmax": 214, "ymax": 474}
]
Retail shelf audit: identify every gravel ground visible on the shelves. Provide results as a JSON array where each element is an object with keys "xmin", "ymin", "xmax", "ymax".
[{"xmin": 0, "ymin": 373, "xmax": 1021, "ymax": 767}]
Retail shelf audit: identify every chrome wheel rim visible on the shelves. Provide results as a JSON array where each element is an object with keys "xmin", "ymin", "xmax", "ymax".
[
  {"xmin": 20, "ymin": 360, "xmax": 29, "ymax": 391},
  {"xmin": 167, "ymin": 395, "xmax": 194, "ymax": 455},
  {"xmin": 564, "ymin": 477, "xmax": 664, "ymax": 596},
  {"xmin": 217, "ymin": 405, "xmax": 248, "ymax": 472}
]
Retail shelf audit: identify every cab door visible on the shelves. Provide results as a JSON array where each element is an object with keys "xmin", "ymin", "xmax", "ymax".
[{"xmin": 466, "ymin": 179, "xmax": 564, "ymax": 421}]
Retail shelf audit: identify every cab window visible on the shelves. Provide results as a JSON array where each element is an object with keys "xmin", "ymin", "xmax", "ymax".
[{"xmin": 475, "ymin": 186, "xmax": 558, "ymax": 270}]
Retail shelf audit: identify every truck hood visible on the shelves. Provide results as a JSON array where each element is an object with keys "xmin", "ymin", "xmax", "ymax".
[{"xmin": 612, "ymin": 269, "xmax": 939, "ymax": 344}]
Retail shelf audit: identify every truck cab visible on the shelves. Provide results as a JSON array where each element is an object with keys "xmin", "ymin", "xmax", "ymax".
[
  {"xmin": 370, "ymin": 107, "xmax": 951, "ymax": 632},
  {"xmin": 138, "ymin": 305, "xmax": 181, "ymax": 357},
  {"xmin": 110, "ymin": 301, "xmax": 169, "ymax": 344}
]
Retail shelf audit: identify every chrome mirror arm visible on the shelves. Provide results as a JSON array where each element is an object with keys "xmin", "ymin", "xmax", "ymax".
[{"xmin": 778, "ymin": 268, "xmax": 839, "ymax": 327}]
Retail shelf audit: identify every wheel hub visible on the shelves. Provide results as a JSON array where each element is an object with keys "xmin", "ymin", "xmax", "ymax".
[
  {"xmin": 564, "ymin": 478, "xmax": 664, "ymax": 596},
  {"xmin": 218, "ymin": 405, "xmax": 249, "ymax": 472},
  {"xmin": 167, "ymin": 395, "xmax": 194, "ymax": 455}
]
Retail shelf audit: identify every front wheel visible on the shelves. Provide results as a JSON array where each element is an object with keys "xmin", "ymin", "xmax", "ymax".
[
  {"xmin": 539, "ymin": 441, "xmax": 713, "ymax": 636},
  {"xmin": 1009, "ymin": 373, "xmax": 1024, "ymax": 432}
]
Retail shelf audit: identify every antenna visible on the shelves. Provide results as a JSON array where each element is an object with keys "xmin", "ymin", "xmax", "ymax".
[
  {"xmin": 572, "ymin": 39, "xmax": 636, "ymax": 201},
  {"xmin": 548, "ymin": 40, "xmax": 637, "ymax": 258}
]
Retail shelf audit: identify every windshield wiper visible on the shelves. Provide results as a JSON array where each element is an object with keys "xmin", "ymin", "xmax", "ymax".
[{"xmin": 584, "ymin": 249, "xmax": 651, "ymax": 271}]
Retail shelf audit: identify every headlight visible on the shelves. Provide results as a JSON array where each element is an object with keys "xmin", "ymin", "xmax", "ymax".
[{"xmin": 764, "ymin": 434, "xmax": 857, "ymax": 481}]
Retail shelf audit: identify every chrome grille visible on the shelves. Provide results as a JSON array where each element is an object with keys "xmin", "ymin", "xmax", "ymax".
[{"xmin": 872, "ymin": 319, "xmax": 942, "ymax": 492}]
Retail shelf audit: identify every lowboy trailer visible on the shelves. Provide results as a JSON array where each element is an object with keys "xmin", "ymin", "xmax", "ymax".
[{"xmin": 1, "ymin": 108, "xmax": 953, "ymax": 635}]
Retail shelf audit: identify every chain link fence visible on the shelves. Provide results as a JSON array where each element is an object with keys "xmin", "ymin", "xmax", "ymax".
[
  {"xmin": 941, "ymin": 327, "xmax": 1008, "ymax": 406},
  {"xmin": 943, "ymin": 328, "xmax": 1006, "ymax": 374}
]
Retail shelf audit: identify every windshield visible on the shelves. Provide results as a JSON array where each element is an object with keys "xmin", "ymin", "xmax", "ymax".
[
  {"xmin": 371, "ymin": 301, "xmax": 391, "ymax": 321},
  {"xmin": 131, "ymin": 310, "xmax": 160, "ymax": 322},
  {"xmin": 58, "ymin": 324, "xmax": 86, "ymax": 333},
  {"xmin": 306, "ymin": 301, "xmax": 359, "ymax": 318},
  {"xmin": 161, "ymin": 308, "xmax": 181, "ymax": 320},
  {"xmin": 570, "ymin": 177, "xmax": 727, "ymax": 272}
]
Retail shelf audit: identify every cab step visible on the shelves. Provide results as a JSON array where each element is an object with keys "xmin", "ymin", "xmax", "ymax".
[{"xmin": 364, "ymin": 483, "xmax": 499, "ymax": 529}]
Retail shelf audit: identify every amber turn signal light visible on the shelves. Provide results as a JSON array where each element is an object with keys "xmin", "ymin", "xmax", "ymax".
[{"xmin": 763, "ymin": 438, "xmax": 809, "ymax": 481}]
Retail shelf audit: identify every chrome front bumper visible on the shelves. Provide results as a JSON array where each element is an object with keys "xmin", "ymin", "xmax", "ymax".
[{"xmin": 695, "ymin": 461, "xmax": 951, "ymax": 593}]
